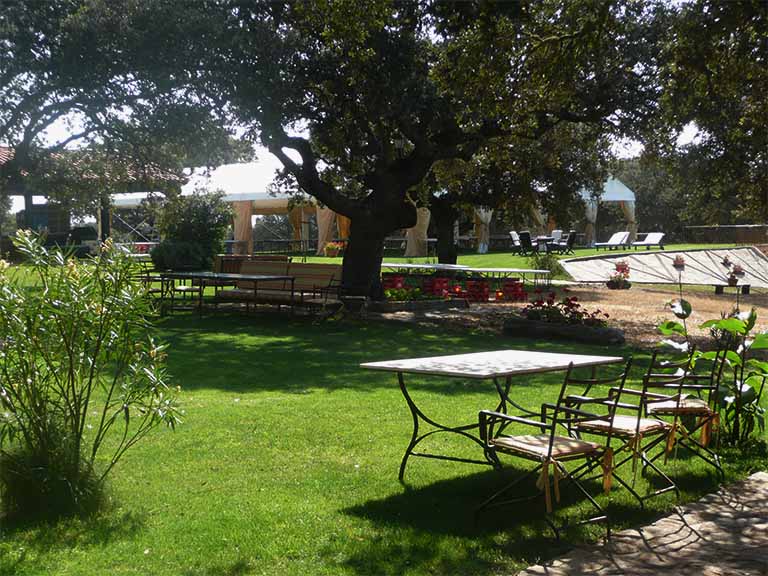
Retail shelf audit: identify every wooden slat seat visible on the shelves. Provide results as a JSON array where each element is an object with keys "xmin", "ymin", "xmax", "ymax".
[{"xmin": 490, "ymin": 434, "xmax": 602, "ymax": 459}]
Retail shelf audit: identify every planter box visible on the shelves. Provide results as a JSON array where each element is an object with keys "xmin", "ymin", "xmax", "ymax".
[
  {"xmin": 503, "ymin": 317, "xmax": 625, "ymax": 345},
  {"xmin": 368, "ymin": 298, "xmax": 470, "ymax": 313}
]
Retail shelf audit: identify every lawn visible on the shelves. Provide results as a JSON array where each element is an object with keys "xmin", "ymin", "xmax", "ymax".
[{"xmin": 0, "ymin": 311, "xmax": 765, "ymax": 576}]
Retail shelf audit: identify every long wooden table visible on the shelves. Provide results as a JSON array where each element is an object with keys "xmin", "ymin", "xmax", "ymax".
[
  {"xmin": 361, "ymin": 349, "xmax": 624, "ymax": 480},
  {"xmin": 160, "ymin": 271, "xmax": 295, "ymax": 313}
]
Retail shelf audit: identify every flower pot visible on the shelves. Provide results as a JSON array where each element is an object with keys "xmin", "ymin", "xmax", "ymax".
[
  {"xmin": 324, "ymin": 248, "xmax": 339, "ymax": 258},
  {"xmin": 606, "ymin": 280, "xmax": 631, "ymax": 290},
  {"xmin": 727, "ymin": 277, "xmax": 738, "ymax": 287}
]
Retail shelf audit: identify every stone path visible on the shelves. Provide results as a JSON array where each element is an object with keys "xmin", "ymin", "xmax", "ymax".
[{"xmin": 519, "ymin": 471, "xmax": 768, "ymax": 576}]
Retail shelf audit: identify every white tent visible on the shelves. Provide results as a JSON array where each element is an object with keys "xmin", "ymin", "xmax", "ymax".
[{"xmin": 579, "ymin": 177, "xmax": 637, "ymax": 246}]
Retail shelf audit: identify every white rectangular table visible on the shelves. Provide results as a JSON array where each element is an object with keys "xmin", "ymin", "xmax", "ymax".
[{"xmin": 361, "ymin": 349, "xmax": 624, "ymax": 480}]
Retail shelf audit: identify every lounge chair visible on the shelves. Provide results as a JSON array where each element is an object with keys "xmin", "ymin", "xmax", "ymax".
[
  {"xmin": 550, "ymin": 229, "xmax": 563, "ymax": 243},
  {"xmin": 595, "ymin": 231, "xmax": 629, "ymax": 251},
  {"xmin": 509, "ymin": 231, "xmax": 522, "ymax": 254},
  {"xmin": 632, "ymin": 232, "xmax": 665, "ymax": 250}
]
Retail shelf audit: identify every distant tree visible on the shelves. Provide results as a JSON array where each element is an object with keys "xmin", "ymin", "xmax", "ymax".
[{"xmin": 651, "ymin": 0, "xmax": 767, "ymax": 222}]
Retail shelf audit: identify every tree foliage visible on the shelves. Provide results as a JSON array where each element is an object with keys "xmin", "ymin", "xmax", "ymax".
[{"xmin": 651, "ymin": 0, "xmax": 767, "ymax": 222}]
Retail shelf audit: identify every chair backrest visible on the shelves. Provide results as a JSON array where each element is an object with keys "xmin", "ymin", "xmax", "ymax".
[
  {"xmin": 605, "ymin": 231, "xmax": 627, "ymax": 245},
  {"xmin": 518, "ymin": 231, "xmax": 533, "ymax": 252},
  {"xmin": 642, "ymin": 232, "xmax": 664, "ymax": 244},
  {"xmin": 685, "ymin": 348, "xmax": 728, "ymax": 407},
  {"xmin": 641, "ymin": 349, "xmax": 695, "ymax": 416},
  {"xmin": 566, "ymin": 230, "xmax": 577, "ymax": 248},
  {"xmin": 509, "ymin": 231, "xmax": 520, "ymax": 245},
  {"xmin": 551, "ymin": 230, "xmax": 563, "ymax": 242},
  {"xmin": 547, "ymin": 360, "xmax": 632, "ymax": 457}
]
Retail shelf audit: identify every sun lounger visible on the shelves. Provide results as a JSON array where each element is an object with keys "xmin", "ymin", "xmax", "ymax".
[
  {"xmin": 632, "ymin": 232, "xmax": 665, "ymax": 250},
  {"xmin": 594, "ymin": 231, "xmax": 629, "ymax": 250}
]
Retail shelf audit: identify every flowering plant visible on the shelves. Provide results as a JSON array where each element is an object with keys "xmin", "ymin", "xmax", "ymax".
[
  {"xmin": 323, "ymin": 241, "xmax": 345, "ymax": 256},
  {"xmin": 721, "ymin": 255, "xmax": 732, "ymax": 267},
  {"xmin": 607, "ymin": 260, "xmax": 630, "ymax": 288},
  {"xmin": 673, "ymin": 255, "xmax": 685, "ymax": 269},
  {"xmin": 522, "ymin": 293, "xmax": 609, "ymax": 327},
  {"xmin": 732, "ymin": 264, "xmax": 745, "ymax": 276}
]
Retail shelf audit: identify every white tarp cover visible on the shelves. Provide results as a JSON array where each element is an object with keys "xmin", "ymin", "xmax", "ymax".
[
  {"xmin": 561, "ymin": 247, "xmax": 768, "ymax": 288},
  {"xmin": 579, "ymin": 177, "xmax": 636, "ymax": 203}
]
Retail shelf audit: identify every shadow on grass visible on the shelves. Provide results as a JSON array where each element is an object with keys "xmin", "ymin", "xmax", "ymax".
[
  {"xmin": 339, "ymin": 467, "xmax": 609, "ymax": 575},
  {"xmin": 0, "ymin": 509, "xmax": 147, "ymax": 576},
  {"xmin": 155, "ymin": 312, "xmax": 638, "ymax": 395}
]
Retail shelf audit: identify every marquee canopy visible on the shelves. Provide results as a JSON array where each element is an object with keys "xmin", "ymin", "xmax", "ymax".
[{"xmin": 579, "ymin": 177, "xmax": 637, "ymax": 245}]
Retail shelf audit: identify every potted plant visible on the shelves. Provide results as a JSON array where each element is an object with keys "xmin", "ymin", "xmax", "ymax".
[
  {"xmin": 672, "ymin": 255, "xmax": 685, "ymax": 270},
  {"xmin": 727, "ymin": 272, "xmax": 739, "ymax": 286},
  {"xmin": 732, "ymin": 263, "xmax": 745, "ymax": 277},
  {"xmin": 721, "ymin": 255, "xmax": 732, "ymax": 267},
  {"xmin": 323, "ymin": 241, "xmax": 344, "ymax": 257},
  {"xmin": 606, "ymin": 260, "xmax": 631, "ymax": 289}
]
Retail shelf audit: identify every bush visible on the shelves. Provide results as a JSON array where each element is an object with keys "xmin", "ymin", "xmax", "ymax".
[
  {"xmin": 153, "ymin": 191, "xmax": 231, "ymax": 270},
  {"xmin": 0, "ymin": 231, "xmax": 181, "ymax": 520},
  {"xmin": 526, "ymin": 252, "xmax": 565, "ymax": 276},
  {"xmin": 151, "ymin": 240, "xmax": 207, "ymax": 271}
]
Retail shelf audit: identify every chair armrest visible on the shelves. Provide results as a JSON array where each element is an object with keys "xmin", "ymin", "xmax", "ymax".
[
  {"xmin": 479, "ymin": 410, "xmax": 553, "ymax": 441},
  {"xmin": 541, "ymin": 403, "xmax": 599, "ymax": 420}
]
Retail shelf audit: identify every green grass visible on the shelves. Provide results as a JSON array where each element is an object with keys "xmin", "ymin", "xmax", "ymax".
[{"xmin": 0, "ymin": 312, "xmax": 765, "ymax": 575}]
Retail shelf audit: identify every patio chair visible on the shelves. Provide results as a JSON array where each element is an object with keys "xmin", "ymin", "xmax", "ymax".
[
  {"xmin": 594, "ymin": 231, "xmax": 629, "ymax": 251},
  {"xmin": 518, "ymin": 231, "xmax": 535, "ymax": 256},
  {"xmin": 551, "ymin": 230, "xmax": 563, "ymax": 243},
  {"xmin": 477, "ymin": 360, "xmax": 631, "ymax": 539},
  {"xmin": 641, "ymin": 348, "xmax": 726, "ymax": 480},
  {"xmin": 549, "ymin": 230, "xmax": 577, "ymax": 255},
  {"xmin": 509, "ymin": 231, "xmax": 522, "ymax": 254},
  {"xmin": 568, "ymin": 355, "xmax": 683, "ymax": 507},
  {"xmin": 632, "ymin": 232, "xmax": 665, "ymax": 250}
]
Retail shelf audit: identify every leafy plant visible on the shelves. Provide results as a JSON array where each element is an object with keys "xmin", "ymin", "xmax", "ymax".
[
  {"xmin": 526, "ymin": 252, "xmax": 564, "ymax": 277},
  {"xmin": 657, "ymin": 283, "xmax": 767, "ymax": 445},
  {"xmin": 0, "ymin": 231, "xmax": 181, "ymax": 520},
  {"xmin": 152, "ymin": 191, "xmax": 231, "ymax": 270},
  {"xmin": 522, "ymin": 293, "xmax": 609, "ymax": 328}
]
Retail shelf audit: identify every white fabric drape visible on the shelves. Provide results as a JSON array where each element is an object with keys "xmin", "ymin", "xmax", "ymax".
[
  {"xmin": 315, "ymin": 207, "xmax": 336, "ymax": 255},
  {"xmin": 233, "ymin": 200, "xmax": 253, "ymax": 255},
  {"xmin": 474, "ymin": 207, "xmax": 493, "ymax": 253},
  {"xmin": 529, "ymin": 206, "xmax": 547, "ymax": 236},
  {"xmin": 619, "ymin": 200, "xmax": 638, "ymax": 242},
  {"xmin": 404, "ymin": 208, "xmax": 431, "ymax": 257},
  {"xmin": 584, "ymin": 199, "xmax": 599, "ymax": 246}
]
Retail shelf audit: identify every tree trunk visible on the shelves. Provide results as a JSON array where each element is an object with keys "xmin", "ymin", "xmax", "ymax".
[
  {"xmin": 430, "ymin": 195, "xmax": 459, "ymax": 264},
  {"xmin": 340, "ymin": 197, "xmax": 417, "ymax": 299},
  {"xmin": 342, "ymin": 218, "xmax": 387, "ymax": 299}
]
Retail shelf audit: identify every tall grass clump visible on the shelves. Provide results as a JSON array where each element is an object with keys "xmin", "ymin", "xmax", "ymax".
[{"xmin": 0, "ymin": 231, "xmax": 181, "ymax": 520}]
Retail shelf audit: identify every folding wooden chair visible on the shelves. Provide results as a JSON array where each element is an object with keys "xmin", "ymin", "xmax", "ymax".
[{"xmin": 477, "ymin": 360, "xmax": 631, "ymax": 539}]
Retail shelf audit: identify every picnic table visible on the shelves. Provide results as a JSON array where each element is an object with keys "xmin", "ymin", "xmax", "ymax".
[
  {"xmin": 160, "ymin": 271, "xmax": 295, "ymax": 313},
  {"xmin": 361, "ymin": 349, "xmax": 624, "ymax": 480}
]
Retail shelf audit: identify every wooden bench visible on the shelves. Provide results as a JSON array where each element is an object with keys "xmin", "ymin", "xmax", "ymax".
[{"xmin": 217, "ymin": 261, "xmax": 343, "ymax": 312}]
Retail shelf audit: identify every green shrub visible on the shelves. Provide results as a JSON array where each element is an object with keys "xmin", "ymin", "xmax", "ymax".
[
  {"xmin": 153, "ymin": 191, "xmax": 231, "ymax": 271},
  {"xmin": 0, "ymin": 231, "xmax": 181, "ymax": 520},
  {"xmin": 150, "ymin": 239, "xmax": 207, "ymax": 271},
  {"xmin": 526, "ymin": 252, "xmax": 565, "ymax": 276}
]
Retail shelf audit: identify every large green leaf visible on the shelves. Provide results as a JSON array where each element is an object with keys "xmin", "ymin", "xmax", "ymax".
[
  {"xmin": 746, "ymin": 359, "xmax": 768, "ymax": 375},
  {"xmin": 750, "ymin": 333, "xmax": 768, "ymax": 350},
  {"xmin": 699, "ymin": 317, "xmax": 747, "ymax": 334},
  {"xmin": 657, "ymin": 320, "xmax": 686, "ymax": 336},
  {"xmin": 669, "ymin": 299, "xmax": 692, "ymax": 319}
]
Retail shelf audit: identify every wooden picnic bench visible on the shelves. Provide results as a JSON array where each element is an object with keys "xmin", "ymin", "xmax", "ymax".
[{"xmin": 217, "ymin": 260, "xmax": 343, "ymax": 312}]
